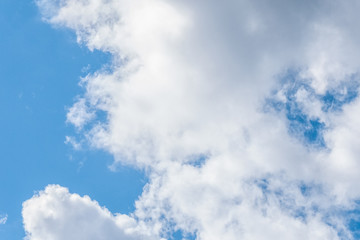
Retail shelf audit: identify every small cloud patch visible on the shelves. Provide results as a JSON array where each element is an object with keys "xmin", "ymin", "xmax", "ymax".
[{"xmin": 0, "ymin": 214, "xmax": 8, "ymax": 225}]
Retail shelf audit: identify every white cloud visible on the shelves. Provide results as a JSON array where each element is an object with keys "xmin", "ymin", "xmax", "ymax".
[
  {"xmin": 64, "ymin": 136, "xmax": 82, "ymax": 150},
  {"xmin": 22, "ymin": 185, "xmax": 158, "ymax": 240},
  {"xmin": 29, "ymin": 0, "xmax": 360, "ymax": 239},
  {"xmin": 66, "ymin": 98, "xmax": 95, "ymax": 129},
  {"xmin": 0, "ymin": 214, "xmax": 7, "ymax": 225}
]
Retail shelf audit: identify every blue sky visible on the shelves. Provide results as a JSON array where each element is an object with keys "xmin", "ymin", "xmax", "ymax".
[
  {"xmin": 3, "ymin": 1, "xmax": 360, "ymax": 240},
  {"xmin": 0, "ymin": 1, "xmax": 145, "ymax": 239}
]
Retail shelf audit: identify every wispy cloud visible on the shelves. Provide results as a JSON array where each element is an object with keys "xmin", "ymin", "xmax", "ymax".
[
  {"xmin": 0, "ymin": 215, "xmax": 8, "ymax": 225},
  {"xmin": 64, "ymin": 136, "xmax": 82, "ymax": 150}
]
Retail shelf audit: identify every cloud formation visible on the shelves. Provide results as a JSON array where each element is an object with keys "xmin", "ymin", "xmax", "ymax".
[
  {"xmin": 22, "ymin": 185, "xmax": 157, "ymax": 240},
  {"xmin": 0, "ymin": 215, "xmax": 7, "ymax": 225},
  {"xmin": 27, "ymin": 0, "xmax": 360, "ymax": 239}
]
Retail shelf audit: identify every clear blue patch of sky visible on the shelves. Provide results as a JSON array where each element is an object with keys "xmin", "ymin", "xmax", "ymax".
[
  {"xmin": 0, "ymin": 1, "xmax": 146, "ymax": 239},
  {"xmin": 163, "ymin": 220, "xmax": 197, "ymax": 240},
  {"xmin": 186, "ymin": 153, "xmax": 209, "ymax": 168},
  {"xmin": 345, "ymin": 202, "xmax": 360, "ymax": 240},
  {"xmin": 266, "ymin": 70, "xmax": 359, "ymax": 148},
  {"xmin": 321, "ymin": 80, "xmax": 359, "ymax": 112},
  {"xmin": 172, "ymin": 229, "xmax": 197, "ymax": 240},
  {"xmin": 349, "ymin": 217, "xmax": 360, "ymax": 239},
  {"xmin": 322, "ymin": 203, "xmax": 360, "ymax": 240}
]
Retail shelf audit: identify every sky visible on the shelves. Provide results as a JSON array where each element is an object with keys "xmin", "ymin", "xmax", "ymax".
[
  {"xmin": 2, "ymin": 0, "xmax": 360, "ymax": 240},
  {"xmin": 0, "ymin": 1, "xmax": 145, "ymax": 239}
]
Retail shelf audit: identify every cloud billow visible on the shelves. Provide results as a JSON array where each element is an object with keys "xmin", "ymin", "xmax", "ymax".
[{"xmin": 25, "ymin": 0, "xmax": 360, "ymax": 239}]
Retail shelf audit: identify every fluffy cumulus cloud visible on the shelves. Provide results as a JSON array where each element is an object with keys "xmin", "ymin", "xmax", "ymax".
[
  {"xmin": 22, "ymin": 185, "xmax": 157, "ymax": 240},
  {"xmin": 26, "ymin": 0, "xmax": 360, "ymax": 239}
]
